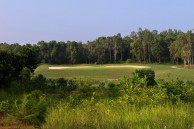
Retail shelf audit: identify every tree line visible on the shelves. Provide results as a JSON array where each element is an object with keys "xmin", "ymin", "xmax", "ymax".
[
  {"xmin": 1, "ymin": 28, "xmax": 194, "ymax": 67},
  {"xmin": 0, "ymin": 44, "xmax": 37, "ymax": 87}
]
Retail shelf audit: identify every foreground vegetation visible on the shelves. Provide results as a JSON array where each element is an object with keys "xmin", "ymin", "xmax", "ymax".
[
  {"xmin": 43, "ymin": 101, "xmax": 193, "ymax": 129},
  {"xmin": 0, "ymin": 69, "xmax": 193, "ymax": 128}
]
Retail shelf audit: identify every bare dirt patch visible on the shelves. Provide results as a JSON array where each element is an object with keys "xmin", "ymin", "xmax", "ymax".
[{"xmin": 48, "ymin": 65, "xmax": 150, "ymax": 70}]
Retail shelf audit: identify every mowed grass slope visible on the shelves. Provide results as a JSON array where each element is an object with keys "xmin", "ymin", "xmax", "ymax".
[
  {"xmin": 35, "ymin": 64, "xmax": 194, "ymax": 81},
  {"xmin": 35, "ymin": 64, "xmax": 135, "ymax": 80}
]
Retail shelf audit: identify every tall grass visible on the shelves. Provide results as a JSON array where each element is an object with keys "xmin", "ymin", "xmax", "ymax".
[{"xmin": 42, "ymin": 100, "xmax": 194, "ymax": 129}]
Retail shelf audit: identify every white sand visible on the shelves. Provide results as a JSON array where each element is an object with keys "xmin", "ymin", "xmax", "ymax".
[
  {"xmin": 48, "ymin": 65, "xmax": 150, "ymax": 70},
  {"xmin": 49, "ymin": 66, "xmax": 94, "ymax": 69},
  {"xmin": 171, "ymin": 66, "xmax": 177, "ymax": 69},
  {"xmin": 49, "ymin": 67, "xmax": 70, "ymax": 69},
  {"xmin": 171, "ymin": 66, "xmax": 182, "ymax": 69},
  {"xmin": 105, "ymin": 65, "xmax": 150, "ymax": 68}
]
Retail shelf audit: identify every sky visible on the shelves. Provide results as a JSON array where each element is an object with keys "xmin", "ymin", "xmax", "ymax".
[{"xmin": 0, "ymin": 0, "xmax": 194, "ymax": 44}]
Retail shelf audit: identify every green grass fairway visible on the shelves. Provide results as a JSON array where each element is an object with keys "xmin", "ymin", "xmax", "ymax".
[{"xmin": 35, "ymin": 64, "xmax": 194, "ymax": 81}]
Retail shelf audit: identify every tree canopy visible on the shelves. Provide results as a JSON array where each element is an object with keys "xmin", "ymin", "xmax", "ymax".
[{"xmin": 1, "ymin": 28, "xmax": 194, "ymax": 67}]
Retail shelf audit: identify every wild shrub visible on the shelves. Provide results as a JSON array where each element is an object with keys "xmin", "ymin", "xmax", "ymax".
[
  {"xmin": 163, "ymin": 79, "xmax": 194, "ymax": 102},
  {"xmin": 45, "ymin": 79, "xmax": 56, "ymax": 92},
  {"xmin": 31, "ymin": 74, "xmax": 47, "ymax": 90},
  {"xmin": 13, "ymin": 90, "xmax": 48, "ymax": 127},
  {"xmin": 19, "ymin": 67, "xmax": 31, "ymax": 83},
  {"xmin": 107, "ymin": 82, "xmax": 120, "ymax": 97},
  {"xmin": 0, "ymin": 100, "xmax": 9, "ymax": 116},
  {"xmin": 132, "ymin": 69, "xmax": 156, "ymax": 86},
  {"xmin": 66, "ymin": 79, "xmax": 77, "ymax": 92},
  {"xmin": 55, "ymin": 78, "xmax": 68, "ymax": 91},
  {"xmin": 119, "ymin": 76, "xmax": 131, "ymax": 90},
  {"xmin": 118, "ymin": 76, "xmax": 167, "ymax": 105},
  {"xmin": 80, "ymin": 85, "xmax": 95, "ymax": 98},
  {"xmin": 130, "ymin": 87, "xmax": 167, "ymax": 105},
  {"xmin": 0, "ymin": 63, "xmax": 15, "ymax": 88},
  {"xmin": 131, "ymin": 73, "xmax": 147, "ymax": 87},
  {"xmin": 67, "ymin": 94, "xmax": 82, "ymax": 107}
]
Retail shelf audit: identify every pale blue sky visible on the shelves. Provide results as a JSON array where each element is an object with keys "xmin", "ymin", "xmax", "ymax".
[{"xmin": 0, "ymin": 0, "xmax": 194, "ymax": 44}]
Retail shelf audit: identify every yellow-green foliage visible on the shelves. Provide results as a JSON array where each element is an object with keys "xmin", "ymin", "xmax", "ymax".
[
  {"xmin": 13, "ymin": 91, "xmax": 48, "ymax": 126},
  {"xmin": 42, "ymin": 100, "xmax": 193, "ymax": 129}
]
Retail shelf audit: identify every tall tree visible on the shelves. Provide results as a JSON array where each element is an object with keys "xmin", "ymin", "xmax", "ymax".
[{"xmin": 151, "ymin": 30, "xmax": 161, "ymax": 63}]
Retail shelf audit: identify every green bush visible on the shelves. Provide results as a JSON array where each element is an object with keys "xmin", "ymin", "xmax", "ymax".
[
  {"xmin": 125, "ymin": 59, "xmax": 134, "ymax": 63},
  {"xmin": 0, "ymin": 100, "xmax": 9, "ymax": 115},
  {"xmin": 55, "ymin": 78, "xmax": 68, "ymax": 91},
  {"xmin": 107, "ymin": 82, "xmax": 120, "ymax": 97},
  {"xmin": 13, "ymin": 90, "xmax": 48, "ymax": 127},
  {"xmin": 67, "ymin": 94, "xmax": 82, "ymax": 107},
  {"xmin": 131, "ymin": 73, "xmax": 147, "ymax": 87},
  {"xmin": 19, "ymin": 67, "xmax": 31, "ymax": 83},
  {"xmin": 163, "ymin": 79, "xmax": 194, "ymax": 103},
  {"xmin": 67, "ymin": 79, "xmax": 77, "ymax": 92},
  {"xmin": 80, "ymin": 85, "xmax": 94, "ymax": 98},
  {"xmin": 0, "ymin": 63, "xmax": 15, "ymax": 87},
  {"xmin": 132, "ymin": 69, "xmax": 156, "ymax": 86},
  {"xmin": 31, "ymin": 74, "xmax": 47, "ymax": 90},
  {"xmin": 46, "ymin": 79, "xmax": 56, "ymax": 92}
]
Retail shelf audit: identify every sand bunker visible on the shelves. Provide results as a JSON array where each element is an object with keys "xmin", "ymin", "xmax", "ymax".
[
  {"xmin": 171, "ymin": 66, "xmax": 177, "ymax": 69},
  {"xmin": 171, "ymin": 66, "xmax": 182, "ymax": 69},
  {"xmin": 49, "ymin": 65, "xmax": 150, "ymax": 70},
  {"xmin": 49, "ymin": 66, "xmax": 94, "ymax": 69},
  {"xmin": 105, "ymin": 65, "xmax": 150, "ymax": 68}
]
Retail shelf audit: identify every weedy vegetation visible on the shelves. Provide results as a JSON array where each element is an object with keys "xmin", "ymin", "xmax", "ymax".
[{"xmin": 0, "ymin": 69, "xmax": 193, "ymax": 129}]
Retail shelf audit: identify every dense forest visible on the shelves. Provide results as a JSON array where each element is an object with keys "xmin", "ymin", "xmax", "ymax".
[{"xmin": 1, "ymin": 28, "xmax": 194, "ymax": 67}]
